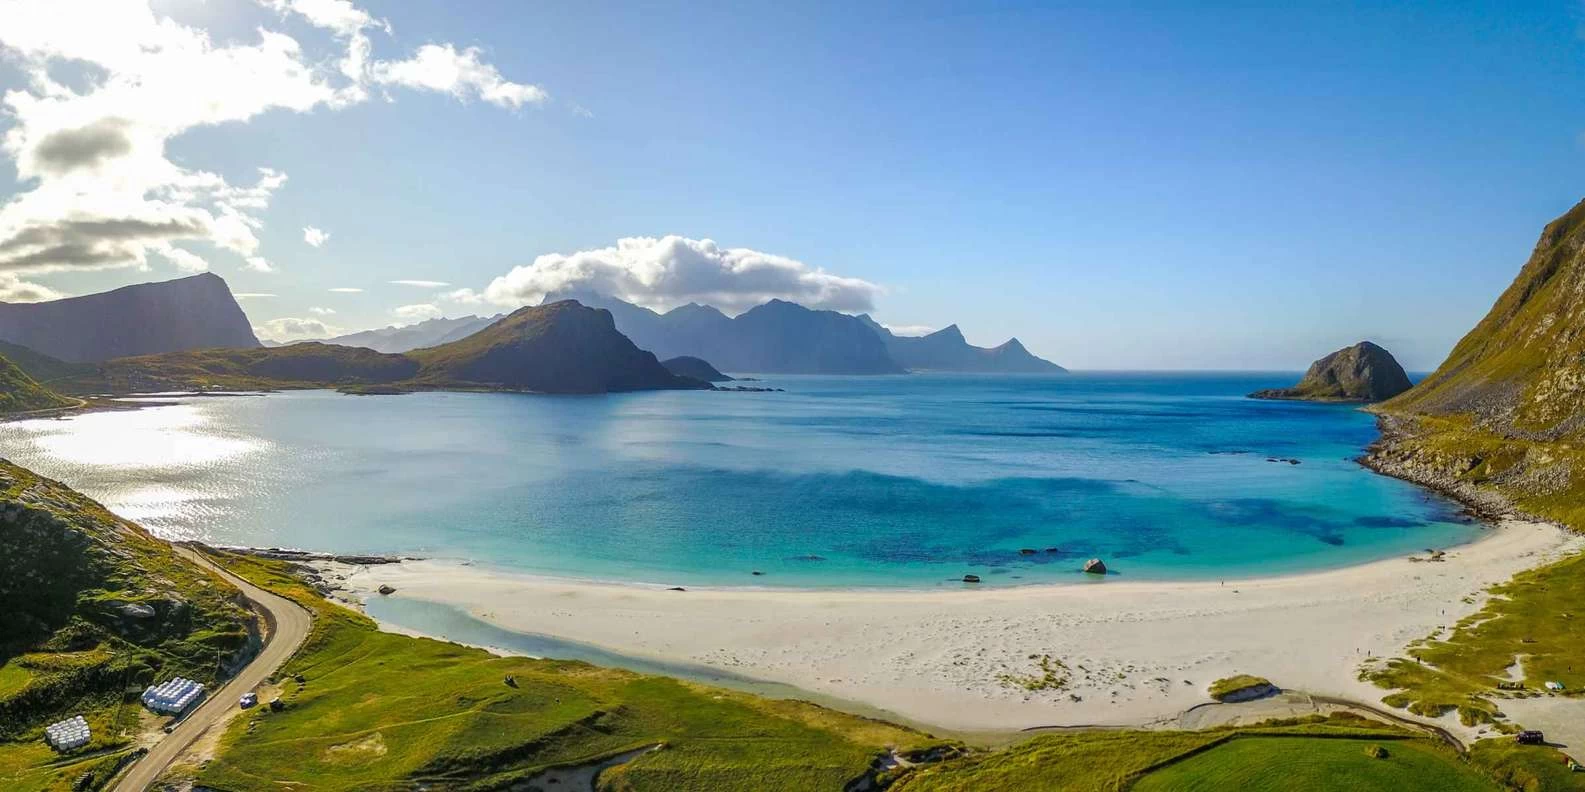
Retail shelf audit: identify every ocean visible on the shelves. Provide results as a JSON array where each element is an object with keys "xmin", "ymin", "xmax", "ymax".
[{"xmin": 0, "ymin": 372, "xmax": 1482, "ymax": 587}]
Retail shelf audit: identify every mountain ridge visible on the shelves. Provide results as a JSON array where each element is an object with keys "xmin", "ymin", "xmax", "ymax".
[
  {"xmin": 857, "ymin": 314, "xmax": 1065, "ymax": 373},
  {"xmin": 0, "ymin": 273, "xmax": 260, "ymax": 363}
]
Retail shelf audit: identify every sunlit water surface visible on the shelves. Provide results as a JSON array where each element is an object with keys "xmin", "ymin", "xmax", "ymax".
[{"xmin": 0, "ymin": 373, "xmax": 1481, "ymax": 587}]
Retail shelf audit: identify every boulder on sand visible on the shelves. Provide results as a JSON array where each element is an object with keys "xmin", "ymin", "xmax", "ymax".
[
  {"xmin": 1083, "ymin": 558, "xmax": 1107, "ymax": 575},
  {"xmin": 377, "ymin": 584, "xmax": 396, "ymax": 596}
]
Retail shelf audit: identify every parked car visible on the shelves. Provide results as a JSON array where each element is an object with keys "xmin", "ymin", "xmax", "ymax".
[
  {"xmin": 1516, "ymin": 730, "xmax": 1545, "ymax": 745},
  {"xmin": 239, "ymin": 692, "xmax": 258, "ymax": 709}
]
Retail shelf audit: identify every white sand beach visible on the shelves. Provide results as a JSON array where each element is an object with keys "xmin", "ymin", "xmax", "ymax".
[{"xmin": 320, "ymin": 519, "xmax": 1583, "ymax": 739}]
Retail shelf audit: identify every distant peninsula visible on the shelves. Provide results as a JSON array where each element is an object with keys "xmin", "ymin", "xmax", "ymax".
[
  {"xmin": 32, "ymin": 301, "xmax": 709, "ymax": 396},
  {"xmin": 1250, "ymin": 341, "xmax": 1411, "ymax": 403}
]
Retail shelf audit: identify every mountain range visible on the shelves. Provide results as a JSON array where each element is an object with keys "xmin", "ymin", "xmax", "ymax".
[
  {"xmin": 539, "ymin": 290, "xmax": 1063, "ymax": 375},
  {"xmin": 856, "ymin": 315, "xmax": 1066, "ymax": 373},
  {"xmin": 0, "ymin": 273, "xmax": 259, "ymax": 362},
  {"xmin": 310, "ymin": 314, "xmax": 505, "ymax": 354}
]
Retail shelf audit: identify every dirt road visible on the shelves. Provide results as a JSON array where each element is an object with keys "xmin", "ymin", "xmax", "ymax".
[{"xmin": 110, "ymin": 547, "xmax": 311, "ymax": 792}]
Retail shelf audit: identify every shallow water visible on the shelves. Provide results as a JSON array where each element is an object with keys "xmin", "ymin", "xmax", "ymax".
[{"xmin": 0, "ymin": 373, "xmax": 1481, "ymax": 587}]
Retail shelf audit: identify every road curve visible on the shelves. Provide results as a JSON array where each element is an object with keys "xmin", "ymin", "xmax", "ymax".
[{"xmin": 111, "ymin": 546, "xmax": 312, "ymax": 792}]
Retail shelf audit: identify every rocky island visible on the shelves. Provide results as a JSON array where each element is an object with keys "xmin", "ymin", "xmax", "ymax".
[{"xmin": 1249, "ymin": 341, "xmax": 1412, "ymax": 402}]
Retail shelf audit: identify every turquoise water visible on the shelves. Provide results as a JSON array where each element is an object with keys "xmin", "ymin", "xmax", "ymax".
[{"xmin": 0, "ymin": 373, "xmax": 1482, "ymax": 587}]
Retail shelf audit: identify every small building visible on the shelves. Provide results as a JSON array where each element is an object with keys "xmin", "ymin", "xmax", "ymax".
[
  {"xmin": 141, "ymin": 677, "xmax": 205, "ymax": 714},
  {"xmin": 44, "ymin": 716, "xmax": 90, "ymax": 752}
]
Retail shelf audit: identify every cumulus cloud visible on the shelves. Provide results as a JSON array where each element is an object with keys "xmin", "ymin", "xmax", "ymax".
[
  {"xmin": 475, "ymin": 236, "xmax": 881, "ymax": 314},
  {"xmin": 390, "ymin": 279, "xmax": 449, "ymax": 288},
  {"xmin": 370, "ymin": 44, "xmax": 547, "ymax": 109},
  {"xmin": 303, "ymin": 226, "xmax": 330, "ymax": 247},
  {"xmin": 254, "ymin": 315, "xmax": 340, "ymax": 342},
  {"xmin": 308, "ymin": 306, "xmax": 335, "ymax": 315},
  {"xmin": 393, "ymin": 303, "xmax": 443, "ymax": 321},
  {"xmin": 0, "ymin": 0, "xmax": 545, "ymax": 287},
  {"xmin": 158, "ymin": 245, "xmax": 208, "ymax": 273},
  {"xmin": 0, "ymin": 273, "xmax": 66, "ymax": 302}
]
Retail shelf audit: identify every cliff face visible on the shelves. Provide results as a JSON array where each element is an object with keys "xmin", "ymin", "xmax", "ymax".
[
  {"xmin": 0, "ymin": 273, "xmax": 260, "ymax": 363},
  {"xmin": 408, "ymin": 300, "xmax": 708, "ymax": 393},
  {"xmin": 1366, "ymin": 200, "xmax": 1585, "ymax": 530},
  {"xmin": 1250, "ymin": 342, "xmax": 1412, "ymax": 402}
]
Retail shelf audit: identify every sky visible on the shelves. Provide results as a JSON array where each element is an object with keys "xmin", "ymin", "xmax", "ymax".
[{"xmin": 1, "ymin": 1, "xmax": 1582, "ymax": 370}]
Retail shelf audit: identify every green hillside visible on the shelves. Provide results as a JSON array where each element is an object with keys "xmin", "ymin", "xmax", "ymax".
[
  {"xmin": 1369, "ymin": 199, "xmax": 1585, "ymax": 528},
  {"xmin": 0, "ymin": 462, "xmax": 254, "ymax": 791},
  {"xmin": 0, "ymin": 354, "xmax": 75, "ymax": 415},
  {"xmin": 0, "ymin": 342, "xmax": 93, "ymax": 388},
  {"xmin": 408, "ymin": 300, "xmax": 706, "ymax": 393},
  {"xmin": 54, "ymin": 343, "xmax": 419, "ymax": 394}
]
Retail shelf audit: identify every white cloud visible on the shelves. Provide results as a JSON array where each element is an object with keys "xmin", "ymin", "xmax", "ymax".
[
  {"xmin": 0, "ymin": 0, "xmax": 545, "ymax": 286},
  {"xmin": 393, "ymin": 303, "xmax": 442, "ymax": 321},
  {"xmin": 370, "ymin": 44, "xmax": 547, "ymax": 109},
  {"xmin": 157, "ymin": 245, "xmax": 208, "ymax": 273},
  {"xmin": 303, "ymin": 226, "xmax": 330, "ymax": 247},
  {"xmin": 884, "ymin": 323, "xmax": 936, "ymax": 337},
  {"xmin": 328, "ymin": 286, "xmax": 363, "ymax": 293},
  {"xmin": 443, "ymin": 287, "xmax": 484, "ymax": 304},
  {"xmin": 234, "ymin": 292, "xmax": 277, "ymax": 299},
  {"xmin": 0, "ymin": 273, "xmax": 65, "ymax": 302},
  {"xmin": 244, "ymin": 256, "xmax": 275, "ymax": 273},
  {"xmin": 476, "ymin": 235, "xmax": 881, "ymax": 314},
  {"xmin": 254, "ymin": 315, "xmax": 340, "ymax": 342},
  {"xmin": 391, "ymin": 279, "xmax": 449, "ymax": 287},
  {"xmin": 308, "ymin": 306, "xmax": 336, "ymax": 315}
]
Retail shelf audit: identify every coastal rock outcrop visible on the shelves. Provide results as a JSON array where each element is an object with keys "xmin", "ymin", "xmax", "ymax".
[
  {"xmin": 1249, "ymin": 341, "xmax": 1412, "ymax": 402},
  {"xmin": 661, "ymin": 355, "xmax": 733, "ymax": 382},
  {"xmin": 1083, "ymin": 558, "xmax": 1107, "ymax": 575}
]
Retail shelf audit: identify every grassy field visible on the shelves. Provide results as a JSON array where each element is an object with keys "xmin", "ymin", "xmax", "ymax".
[
  {"xmin": 883, "ymin": 716, "xmax": 1490, "ymax": 792},
  {"xmin": 1207, "ymin": 675, "xmax": 1272, "ymax": 701},
  {"xmin": 193, "ymin": 552, "xmax": 941, "ymax": 791},
  {"xmin": 1364, "ymin": 548, "xmax": 1585, "ymax": 730},
  {"xmin": 1133, "ymin": 735, "xmax": 1492, "ymax": 791}
]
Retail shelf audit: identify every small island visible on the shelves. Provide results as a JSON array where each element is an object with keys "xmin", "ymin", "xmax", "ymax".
[{"xmin": 1250, "ymin": 341, "xmax": 1412, "ymax": 403}]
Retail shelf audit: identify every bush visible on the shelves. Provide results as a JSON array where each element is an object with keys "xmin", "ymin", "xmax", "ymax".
[{"xmin": 1365, "ymin": 744, "xmax": 1389, "ymax": 759}]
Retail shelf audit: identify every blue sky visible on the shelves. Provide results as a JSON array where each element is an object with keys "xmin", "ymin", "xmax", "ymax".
[{"xmin": 2, "ymin": 1, "xmax": 1582, "ymax": 369}]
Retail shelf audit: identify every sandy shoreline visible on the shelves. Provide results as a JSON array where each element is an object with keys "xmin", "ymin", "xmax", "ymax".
[{"xmin": 314, "ymin": 519, "xmax": 1582, "ymax": 738}]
